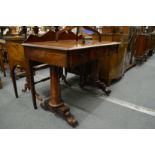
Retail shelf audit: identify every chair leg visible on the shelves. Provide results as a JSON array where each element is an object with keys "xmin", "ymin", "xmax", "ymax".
[
  {"xmin": 28, "ymin": 61, "xmax": 37, "ymax": 109},
  {"xmin": 61, "ymin": 68, "xmax": 71, "ymax": 86},
  {"xmin": 22, "ymin": 77, "xmax": 30, "ymax": 92},
  {"xmin": 2, "ymin": 62, "xmax": 6, "ymax": 77},
  {"xmin": 65, "ymin": 68, "xmax": 67, "ymax": 77},
  {"xmin": 10, "ymin": 67, "xmax": 18, "ymax": 98}
]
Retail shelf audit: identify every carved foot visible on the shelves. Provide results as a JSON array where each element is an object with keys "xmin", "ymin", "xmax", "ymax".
[
  {"xmin": 55, "ymin": 105, "xmax": 78, "ymax": 127},
  {"xmin": 80, "ymin": 78, "xmax": 111, "ymax": 95},
  {"xmin": 94, "ymin": 80, "xmax": 111, "ymax": 95},
  {"xmin": 144, "ymin": 55, "xmax": 147, "ymax": 62},
  {"xmin": 22, "ymin": 82, "xmax": 43, "ymax": 101},
  {"xmin": 22, "ymin": 82, "xmax": 29, "ymax": 92},
  {"xmin": 40, "ymin": 100, "xmax": 78, "ymax": 127},
  {"xmin": 104, "ymin": 88, "xmax": 111, "ymax": 95},
  {"xmin": 35, "ymin": 92, "xmax": 43, "ymax": 102},
  {"xmin": 148, "ymin": 50, "xmax": 153, "ymax": 56}
]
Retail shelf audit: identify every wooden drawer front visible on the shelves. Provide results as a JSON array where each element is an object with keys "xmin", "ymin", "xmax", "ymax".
[
  {"xmin": 24, "ymin": 47, "xmax": 67, "ymax": 67},
  {"xmin": 98, "ymin": 46, "xmax": 118, "ymax": 57},
  {"xmin": 69, "ymin": 50, "xmax": 89, "ymax": 67},
  {"xmin": 69, "ymin": 47, "xmax": 109, "ymax": 67},
  {"xmin": 89, "ymin": 47, "xmax": 107, "ymax": 58},
  {"xmin": 68, "ymin": 45, "xmax": 118, "ymax": 67},
  {"xmin": 89, "ymin": 45, "xmax": 118, "ymax": 59}
]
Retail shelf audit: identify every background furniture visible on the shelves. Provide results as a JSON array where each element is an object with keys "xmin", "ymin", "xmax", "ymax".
[
  {"xmin": 6, "ymin": 41, "xmax": 27, "ymax": 98},
  {"xmin": 6, "ymin": 31, "xmax": 56, "ymax": 108},
  {"xmin": 93, "ymin": 27, "xmax": 129, "ymax": 85},
  {"xmin": 134, "ymin": 34, "xmax": 149, "ymax": 63},
  {"xmin": 148, "ymin": 33, "xmax": 155, "ymax": 55},
  {"xmin": 99, "ymin": 42, "xmax": 127, "ymax": 85}
]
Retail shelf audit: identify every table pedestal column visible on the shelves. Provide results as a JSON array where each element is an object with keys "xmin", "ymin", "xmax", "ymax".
[{"xmin": 41, "ymin": 66, "xmax": 78, "ymax": 127}]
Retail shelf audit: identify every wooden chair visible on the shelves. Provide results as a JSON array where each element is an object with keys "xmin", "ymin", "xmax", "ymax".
[
  {"xmin": 6, "ymin": 31, "xmax": 55, "ymax": 109},
  {"xmin": 6, "ymin": 41, "xmax": 50, "ymax": 109},
  {"xmin": 6, "ymin": 41, "xmax": 27, "ymax": 98},
  {"xmin": 6, "ymin": 31, "xmax": 56, "ymax": 109}
]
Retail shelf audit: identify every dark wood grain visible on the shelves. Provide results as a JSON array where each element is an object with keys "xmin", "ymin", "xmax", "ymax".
[
  {"xmin": 56, "ymin": 26, "xmax": 100, "ymax": 42},
  {"xmin": 25, "ymin": 30, "xmax": 56, "ymax": 43},
  {"xmin": 134, "ymin": 34, "xmax": 150, "ymax": 63}
]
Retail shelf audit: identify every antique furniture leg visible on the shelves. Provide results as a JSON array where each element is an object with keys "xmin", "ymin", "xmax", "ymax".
[
  {"xmin": 61, "ymin": 73, "xmax": 71, "ymax": 86},
  {"xmin": 22, "ymin": 77, "xmax": 30, "ymax": 92},
  {"xmin": 0, "ymin": 61, "xmax": 6, "ymax": 77},
  {"xmin": 92, "ymin": 60, "xmax": 111, "ymax": 95},
  {"xmin": 80, "ymin": 61, "xmax": 111, "ymax": 95},
  {"xmin": 22, "ymin": 73, "xmax": 44, "ymax": 102},
  {"xmin": 58, "ymin": 67, "xmax": 71, "ymax": 86},
  {"xmin": 0, "ymin": 50, "xmax": 6, "ymax": 77},
  {"xmin": 15, "ymin": 65, "xmax": 26, "ymax": 79},
  {"xmin": 10, "ymin": 66, "xmax": 18, "ymax": 98},
  {"xmin": 41, "ymin": 66, "xmax": 78, "ymax": 127},
  {"xmin": 148, "ymin": 49, "xmax": 153, "ymax": 56},
  {"xmin": 9, "ymin": 63, "xmax": 42, "ymax": 106},
  {"xmin": 27, "ymin": 60, "xmax": 38, "ymax": 109}
]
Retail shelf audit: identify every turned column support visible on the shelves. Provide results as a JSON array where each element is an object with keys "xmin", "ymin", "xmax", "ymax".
[{"xmin": 41, "ymin": 65, "xmax": 78, "ymax": 127}]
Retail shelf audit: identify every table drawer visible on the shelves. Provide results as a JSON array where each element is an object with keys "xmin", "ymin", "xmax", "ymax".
[
  {"xmin": 68, "ymin": 51, "xmax": 89, "ymax": 67},
  {"xmin": 68, "ymin": 45, "xmax": 118, "ymax": 67}
]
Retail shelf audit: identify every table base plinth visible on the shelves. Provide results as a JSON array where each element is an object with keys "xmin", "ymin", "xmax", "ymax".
[{"xmin": 40, "ymin": 99, "xmax": 78, "ymax": 127}]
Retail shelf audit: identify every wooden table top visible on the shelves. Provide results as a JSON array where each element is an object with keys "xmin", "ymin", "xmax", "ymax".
[{"xmin": 23, "ymin": 40, "xmax": 120, "ymax": 51}]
